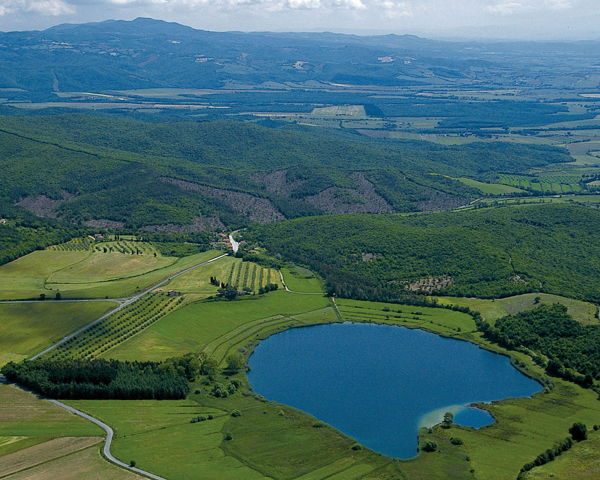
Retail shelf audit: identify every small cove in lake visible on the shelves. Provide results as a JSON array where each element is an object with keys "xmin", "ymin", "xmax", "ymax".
[{"xmin": 247, "ymin": 322, "xmax": 541, "ymax": 459}]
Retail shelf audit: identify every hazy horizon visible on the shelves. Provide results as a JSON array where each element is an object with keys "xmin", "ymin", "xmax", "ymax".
[{"xmin": 1, "ymin": 0, "xmax": 599, "ymax": 41}]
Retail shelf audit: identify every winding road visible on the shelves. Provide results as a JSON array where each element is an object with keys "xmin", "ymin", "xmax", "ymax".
[
  {"xmin": 48, "ymin": 399, "xmax": 168, "ymax": 480},
  {"xmin": 6, "ymin": 253, "xmax": 231, "ymax": 479},
  {"xmin": 30, "ymin": 253, "xmax": 228, "ymax": 360},
  {"xmin": 0, "ymin": 375, "xmax": 166, "ymax": 480}
]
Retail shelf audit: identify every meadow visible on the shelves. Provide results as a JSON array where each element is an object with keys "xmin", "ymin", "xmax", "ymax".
[
  {"xmin": 0, "ymin": 301, "xmax": 116, "ymax": 366},
  {"xmin": 0, "ymin": 242, "xmax": 222, "ymax": 300},
  {"xmin": 280, "ymin": 265, "xmax": 324, "ymax": 293},
  {"xmin": 3, "ymin": 243, "xmax": 600, "ymax": 480},
  {"xmin": 433, "ymin": 292, "xmax": 598, "ymax": 324},
  {"xmin": 55, "ymin": 290, "xmax": 600, "ymax": 480},
  {"xmin": 0, "ymin": 381, "xmax": 139, "ymax": 479}
]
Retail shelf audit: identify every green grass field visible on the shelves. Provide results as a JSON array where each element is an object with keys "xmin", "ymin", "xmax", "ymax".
[
  {"xmin": 0, "ymin": 383, "xmax": 141, "ymax": 480},
  {"xmin": 458, "ymin": 177, "xmax": 525, "ymax": 195},
  {"xmin": 5, "ymin": 243, "xmax": 600, "ymax": 480},
  {"xmin": 281, "ymin": 266, "xmax": 324, "ymax": 293},
  {"xmin": 433, "ymin": 292, "xmax": 598, "ymax": 324},
  {"xmin": 0, "ymin": 301, "xmax": 116, "ymax": 366},
  {"xmin": 102, "ymin": 290, "xmax": 331, "ymax": 362},
  {"xmin": 0, "ymin": 250, "xmax": 89, "ymax": 300},
  {"xmin": 0, "ymin": 383, "xmax": 102, "ymax": 438},
  {"xmin": 522, "ymin": 429, "xmax": 600, "ymax": 479},
  {"xmin": 43, "ymin": 250, "xmax": 223, "ymax": 299},
  {"xmin": 0, "ymin": 244, "xmax": 223, "ymax": 300},
  {"xmin": 48, "ymin": 252, "xmax": 176, "ymax": 284}
]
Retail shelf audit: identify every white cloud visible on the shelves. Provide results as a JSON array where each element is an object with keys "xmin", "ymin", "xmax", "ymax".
[
  {"xmin": 545, "ymin": 0, "xmax": 571, "ymax": 9},
  {"xmin": 485, "ymin": 2, "xmax": 525, "ymax": 15},
  {"xmin": 0, "ymin": 0, "xmax": 75, "ymax": 15}
]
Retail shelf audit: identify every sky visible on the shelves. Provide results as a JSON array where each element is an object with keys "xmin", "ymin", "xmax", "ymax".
[{"xmin": 0, "ymin": 0, "xmax": 599, "ymax": 40}]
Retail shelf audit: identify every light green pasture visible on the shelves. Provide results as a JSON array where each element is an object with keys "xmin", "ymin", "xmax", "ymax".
[
  {"xmin": 102, "ymin": 291, "xmax": 330, "ymax": 362},
  {"xmin": 0, "ymin": 301, "xmax": 115, "ymax": 366},
  {"xmin": 433, "ymin": 293, "xmax": 598, "ymax": 324}
]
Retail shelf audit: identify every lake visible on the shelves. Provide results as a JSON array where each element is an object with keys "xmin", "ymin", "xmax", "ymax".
[{"xmin": 246, "ymin": 322, "xmax": 541, "ymax": 459}]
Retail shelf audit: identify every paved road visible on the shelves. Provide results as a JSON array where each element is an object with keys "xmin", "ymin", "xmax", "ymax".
[
  {"xmin": 0, "ymin": 375, "xmax": 166, "ymax": 480},
  {"xmin": 229, "ymin": 230, "xmax": 240, "ymax": 253},
  {"xmin": 48, "ymin": 399, "xmax": 168, "ymax": 480},
  {"xmin": 30, "ymin": 253, "xmax": 228, "ymax": 360}
]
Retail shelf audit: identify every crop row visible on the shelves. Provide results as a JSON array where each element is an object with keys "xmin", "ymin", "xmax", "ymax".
[
  {"xmin": 93, "ymin": 241, "xmax": 157, "ymax": 256},
  {"xmin": 47, "ymin": 237, "xmax": 93, "ymax": 252},
  {"xmin": 47, "ymin": 293, "xmax": 181, "ymax": 360}
]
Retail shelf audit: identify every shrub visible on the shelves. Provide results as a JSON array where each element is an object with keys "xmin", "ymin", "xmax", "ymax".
[
  {"xmin": 450, "ymin": 437, "xmax": 463, "ymax": 445},
  {"xmin": 231, "ymin": 410, "xmax": 242, "ymax": 417},
  {"xmin": 570, "ymin": 422, "xmax": 587, "ymax": 441},
  {"xmin": 352, "ymin": 444, "xmax": 362, "ymax": 451},
  {"xmin": 313, "ymin": 421, "xmax": 325, "ymax": 428},
  {"xmin": 422, "ymin": 440, "xmax": 437, "ymax": 452}
]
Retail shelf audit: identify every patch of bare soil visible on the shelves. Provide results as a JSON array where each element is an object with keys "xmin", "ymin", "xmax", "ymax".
[
  {"xmin": 415, "ymin": 189, "xmax": 469, "ymax": 212},
  {"xmin": 14, "ymin": 191, "xmax": 73, "ymax": 218},
  {"xmin": 3, "ymin": 445, "xmax": 144, "ymax": 480},
  {"xmin": 15, "ymin": 196, "xmax": 60, "ymax": 218},
  {"xmin": 250, "ymin": 170, "xmax": 304, "ymax": 197},
  {"xmin": 305, "ymin": 173, "xmax": 395, "ymax": 214},
  {"xmin": 404, "ymin": 275, "xmax": 454, "ymax": 292},
  {"xmin": 143, "ymin": 215, "xmax": 225, "ymax": 233},
  {"xmin": 161, "ymin": 177, "xmax": 285, "ymax": 223},
  {"xmin": 0, "ymin": 436, "xmax": 103, "ymax": 477},
  {"xmin": 83, "ymin": 219, "xmax": 125, "ymax": 229}
]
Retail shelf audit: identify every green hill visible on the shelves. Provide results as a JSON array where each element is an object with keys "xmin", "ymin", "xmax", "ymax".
[{"xmin": 0, "ymin": 114, "xmax": 571, "ymax": 229}]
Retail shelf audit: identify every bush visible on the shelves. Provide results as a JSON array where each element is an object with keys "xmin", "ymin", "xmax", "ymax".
[
  {"xmin": 421, "ymin": 440, "xmax": 437, "ymax": 452},
  {"xmin": 570, "ymin": 422, "xmax": 587, "ymax": 441},
  {"xmin": 450, "ymin": 437, "xmax": 463, "ymax": 445},
  {"xmin": 351, "ymin": 444, "xmax": 362, "ymax": 450},
  {"xmin": 231, "ymin": 410, "xmax": 242, "ymax": 417},
  {"xmin": 313, "ymin": 421, "xmax": 325, "ymax": 428}
]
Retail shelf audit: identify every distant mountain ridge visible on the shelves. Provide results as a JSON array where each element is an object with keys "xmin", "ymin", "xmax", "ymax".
[{"xmin": 1, "ymin": 17, "xmax": 598, "ymax": 100}]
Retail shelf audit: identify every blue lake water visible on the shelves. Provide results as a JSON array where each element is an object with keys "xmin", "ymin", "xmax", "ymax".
[{"xmin": 246, "ymin": 322, "xmax": 541, "ymax": 459}]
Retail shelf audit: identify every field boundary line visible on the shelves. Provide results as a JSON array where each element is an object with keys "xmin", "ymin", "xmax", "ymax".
[
  {"xmin": 0, "ymin": 376, "xmax": 166, "ymax": 480},
  {"xmin": 46, "ymin": 399, "xmax": 168, "ymax": 480},
  {"xmin": 30, "ymin": 253, "xmax": 228, "ymax": 360}
]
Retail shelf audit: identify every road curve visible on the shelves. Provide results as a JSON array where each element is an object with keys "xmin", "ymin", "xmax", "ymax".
[
  {"xmin": 229, "ymin": 231, "xmax": 240, "ymax": 253},
  {"xmin": 30, "ymin": 253, "xmax": 228, "ymax": 360},
  {"xmin": 278, "ymin": 270, "xmax": 324, "ymax": 295},
  {"xmin": 48, "ymin": 399, "xmax": 168, "ymax": 479},
  {"xmin": 0, "ymin": 376, "xmax": 167, "ymax": 479}
]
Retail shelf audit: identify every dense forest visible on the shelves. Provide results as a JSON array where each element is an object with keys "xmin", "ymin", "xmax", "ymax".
[
  {"xmin": 0, "ymin": 114, "xmax": 572, "ymax": 230},
  {"xmin": 251, "ymin": 204, "xmax": 600, "ymax": 302},
  {"xmin": 481, "ymin": 304, "xmax": 600, "ymax": 386},
  {"xmin": 0, "ymin": 356, "xmax": 199, "ymax": 400},
  {"xmin": 0, "ymin": 205, "xmax": 85, "ymax": 266}
]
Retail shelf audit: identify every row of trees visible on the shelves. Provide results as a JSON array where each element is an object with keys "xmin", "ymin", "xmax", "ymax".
[{"xmin": 0, "ymin": 356, "xmax": 200, "ymax": 400}]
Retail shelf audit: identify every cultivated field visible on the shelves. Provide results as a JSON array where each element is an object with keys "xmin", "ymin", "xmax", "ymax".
[
  {"xmin": 0, "ymin": 301, "xmax": 116, "ymax": 366},
  {"xmin": 0, "ymin": 245, "xmax": 223, "ymax": 300},
  {"xmin": 102, "ymin": 290, "xmax": 331, "ymax": 362},
  {"xmin": 457, "ymin": 177, "xmax": 525, "ymax": 195}
]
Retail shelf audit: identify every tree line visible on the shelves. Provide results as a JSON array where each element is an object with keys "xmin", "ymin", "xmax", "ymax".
[{"xmin": 0, "ymin": 355, "xmax": 202, "ymax": 400}]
